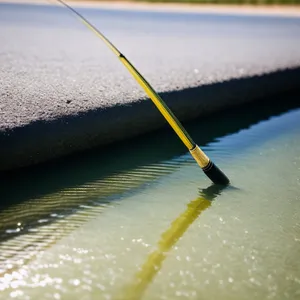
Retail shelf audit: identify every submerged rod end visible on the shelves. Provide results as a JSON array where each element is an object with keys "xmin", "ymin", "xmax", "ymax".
[
  {"xmin": 202, "ymin": 160, "xmax": 230, "ymax": 185},
  {"xmin": 189, "ymin": 145, "xmax": 230, "ymax": 185}
]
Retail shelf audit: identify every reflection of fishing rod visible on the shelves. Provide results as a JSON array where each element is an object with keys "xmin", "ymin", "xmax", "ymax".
[
  {"xmin": 123, "ymin": 184, "xmax": 227, "ymax": 300},
  {"xmin": 56, "ymin": 0, "xmax": 229, "ymax": 185}
]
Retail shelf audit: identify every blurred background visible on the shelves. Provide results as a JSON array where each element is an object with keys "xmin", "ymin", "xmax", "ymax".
[{"xmin": 70, "ymin": 0, "xmax": 300, "ymax": 5}]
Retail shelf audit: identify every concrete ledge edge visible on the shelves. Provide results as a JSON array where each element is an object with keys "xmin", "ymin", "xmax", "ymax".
[{"xmin": 1, "ymin": 67, "xmax": 300, "ymax": 172}]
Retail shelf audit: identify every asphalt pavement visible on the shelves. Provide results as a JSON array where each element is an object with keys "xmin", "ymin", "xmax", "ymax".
[{"xmin": 1, "ymin": 2, "xmax": 300, "ymax": 171}]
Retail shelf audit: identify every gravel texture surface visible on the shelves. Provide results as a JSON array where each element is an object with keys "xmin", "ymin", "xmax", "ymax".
[{"xmin": 1, "ymin": 2, "xmax": 300, "ymax": 170}]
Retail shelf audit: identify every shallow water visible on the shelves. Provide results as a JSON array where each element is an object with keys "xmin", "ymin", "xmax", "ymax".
[{"xmin": 0, "ymin": 95, "xmax": 300, "ymax": 299}]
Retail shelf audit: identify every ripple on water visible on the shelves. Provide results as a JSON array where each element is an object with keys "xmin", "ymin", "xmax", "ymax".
[{"xmin": 0, "ymin": 108, "xmax": 300, "ymax": 299}]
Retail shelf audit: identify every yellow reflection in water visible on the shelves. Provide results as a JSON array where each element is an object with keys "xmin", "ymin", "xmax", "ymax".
[
  {"xmin": 124, "ymin": 185, "xmax": 225, "ymax": 300},
  {"xmin": 0, "ymin": 160, "xmax": 185, "ymax": 277}
]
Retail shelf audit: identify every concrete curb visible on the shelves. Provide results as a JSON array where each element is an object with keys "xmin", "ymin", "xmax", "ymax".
[{"xmin": 1, "ymin": 67, "xmax": 300, "ymax": 172}]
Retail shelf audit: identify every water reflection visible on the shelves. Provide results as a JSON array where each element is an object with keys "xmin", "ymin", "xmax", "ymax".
[
  {"xmin": 0, "ymin": 91, "xmax": 299, "ymax": 280},
  {"xmin": 0, "ymin": 159, "xmax": 191, "ymax": 241},
  {"xmin": 0, "ymin": 92, "xmax": 298, "ymax": 236},
  {"xmin": 1, "ymin": 90, "xmax": 299, "ymax": 209},
  {"xmin": 0, "ymin": 104, "xmax": 299, "ymax": 299},
  {"xmin": 0, "ymin": 158, "xmax": 188, "ymax": 276},
  {"xmin": 124, "ymin": 184, "xmax": 230, "ymax": 300}
]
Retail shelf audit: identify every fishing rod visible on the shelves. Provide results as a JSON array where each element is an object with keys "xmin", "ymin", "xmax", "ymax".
[{"xmin": 56, "ymin": 0, "xmax": 229, "ymax": 185}]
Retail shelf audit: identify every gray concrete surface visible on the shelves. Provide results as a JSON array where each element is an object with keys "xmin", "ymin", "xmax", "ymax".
[{"xmin": 1, "ymin": 2, "xmax": 300, "ymax": 171}]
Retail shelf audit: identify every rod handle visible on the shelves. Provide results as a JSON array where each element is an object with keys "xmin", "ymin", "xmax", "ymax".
[
  {"xmin": 202, "ymin": 160, "xmax": 230, "ymax": 185},
  {"xmin": 190, "ymin": 145, "xmax": 230, "ymax": 185}
]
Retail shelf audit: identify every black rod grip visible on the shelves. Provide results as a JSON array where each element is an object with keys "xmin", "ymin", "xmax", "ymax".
[{"xmin": 202, "ymin": 161, "xmax": 230, "ymax": 185}]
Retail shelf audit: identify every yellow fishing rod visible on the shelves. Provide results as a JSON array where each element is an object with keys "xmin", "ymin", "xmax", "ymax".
[{"xmin": 56, "ymin": 0, "xmax": 229, "ymax": 185}]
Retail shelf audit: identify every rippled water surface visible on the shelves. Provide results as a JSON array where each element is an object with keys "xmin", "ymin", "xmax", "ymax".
[{"xmin": 1, "ymin": 96, "xmax": 300, "ymax": 299}]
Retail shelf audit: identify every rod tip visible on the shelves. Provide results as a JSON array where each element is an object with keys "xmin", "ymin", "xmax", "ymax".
[{"xmin": 202, "ymin": 161, "xmax": 230, "ymax": 185}]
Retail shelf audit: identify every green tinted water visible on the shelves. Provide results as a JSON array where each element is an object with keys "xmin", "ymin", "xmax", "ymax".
[{"xmin": 0, "ymin": 95, "xmax": 300, "ymax": 299}]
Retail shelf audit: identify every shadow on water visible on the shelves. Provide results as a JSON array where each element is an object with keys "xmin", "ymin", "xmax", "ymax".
[
  {"xmin": 1, "ymin": 90, "xmax": 299, "ymax": 205},
  {"xmin": 0, "ymin": 90, "xmax": 299, "ymax": 276},
  {"xmin": 0, "ymin": 90, "xmax": 299, "ymax": 241}
]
